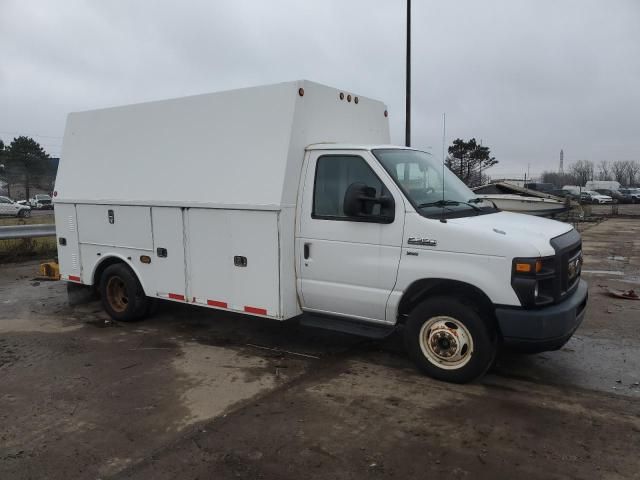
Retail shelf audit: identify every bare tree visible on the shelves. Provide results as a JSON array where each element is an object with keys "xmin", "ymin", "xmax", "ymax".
[
  {"xmin": 611, "ymin": 161, "xmax": 629, "ymax": 185},
  {"xmin": 627, "ymin": 160, "xmax": 640, "ymax": 186},
  {"xmin": 569, "ymin": 160, "xmax": 594, "ymax": 186},
  {"xmin": 597, "ymin": 161, "xmax": 612, "ymax": 181}
]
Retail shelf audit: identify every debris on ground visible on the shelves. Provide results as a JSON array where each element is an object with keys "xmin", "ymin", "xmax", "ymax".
[{"xmin": 599, "ymin": 285, "xmax": 639, "ymax": 300}]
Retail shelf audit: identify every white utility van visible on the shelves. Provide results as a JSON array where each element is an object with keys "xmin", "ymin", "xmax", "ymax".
[{"xmin": 54, "ymin": 80, "xmax": 587, "ymax": 383}]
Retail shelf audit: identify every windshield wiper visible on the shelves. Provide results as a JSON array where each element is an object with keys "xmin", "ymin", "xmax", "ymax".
[
  {"xmin": 469, "ymin": 197, "xmax": 499, "ymax": 210},
  {"xmin": 417, "ymin": 199, "xmax": 482, "ymax": 214}
]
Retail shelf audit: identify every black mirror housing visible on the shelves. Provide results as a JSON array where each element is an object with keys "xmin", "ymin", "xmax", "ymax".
[{"xmin": 343, "ymin": 182, "xmax": 395, "ymax": 223}]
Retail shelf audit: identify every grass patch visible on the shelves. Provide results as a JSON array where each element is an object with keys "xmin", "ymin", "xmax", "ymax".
[
  {"xmin": 0, "ymin": 214, "xmax": 57, "ymax": 262},
  {"xmin": 0, "ymin": 214, "xmax": 55, "ymax": 226},
  {"xmin": 0, "ymin": 237, "xmax": 57, "ymax": 263}
]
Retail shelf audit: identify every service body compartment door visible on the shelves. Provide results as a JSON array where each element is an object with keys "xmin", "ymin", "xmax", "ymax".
[
  {"xmin": 76, "ymin": 204, "xmax": 152, "ymax": 250},
  {"xmin": 186, "ymin": 209, "xmax": 281, "ymax": 318},
  {"xmin": 54, "ymin": 203, "xmax": 82, "ymax": 281},
  {"xmin": 151, "ymin": 207, "xmax": 186, "ymax": 300}
]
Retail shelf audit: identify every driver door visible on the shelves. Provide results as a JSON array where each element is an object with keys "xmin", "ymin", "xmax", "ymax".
[{"xmin": 296, "ymin": 151, "xmax": 405, "ymax": 323}]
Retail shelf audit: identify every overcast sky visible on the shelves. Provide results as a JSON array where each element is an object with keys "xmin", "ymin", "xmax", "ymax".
[{"xmin": 1, "ymin": 0, "xmax": 639, "ymax": 178}]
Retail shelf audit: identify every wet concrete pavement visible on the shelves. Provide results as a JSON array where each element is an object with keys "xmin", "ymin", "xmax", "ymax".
[{"xmin": 1, "ymin": 217, "xmax": 639, "ymax": 479}]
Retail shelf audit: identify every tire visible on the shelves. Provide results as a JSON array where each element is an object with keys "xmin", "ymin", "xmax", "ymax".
[
  {"xmin": 404, "ymin": 296, "xmax": 497, "ymax": 383},
  {"xmin": 18, "ymin": 209, "xmax": 31, "ymax": 218},
  {"xmin": 99, "ymin": 263, "xmax": 149, "ymax": 322}
]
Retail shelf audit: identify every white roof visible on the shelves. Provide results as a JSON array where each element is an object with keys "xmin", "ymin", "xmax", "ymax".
[{"xmin": 55, "ymin": 80, "xmax": 390, "ymax": 210}]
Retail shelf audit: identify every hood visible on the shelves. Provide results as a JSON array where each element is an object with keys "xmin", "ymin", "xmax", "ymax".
[{"xmin": 448, "ymin": 211, "xmax": 573, "ymax": 256}]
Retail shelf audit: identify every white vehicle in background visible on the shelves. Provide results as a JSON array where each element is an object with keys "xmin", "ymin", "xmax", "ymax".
[
  {"xmin": 581, "ymin": 190, "xmax": 613, "ymax": 204},
  {"xmin": 29, "ymin": 194, "xmax": 54, "ymax": 210},
  {"xmin": 618, "ymin": 188, "xmax": 640, "ymax": 203},
  {"xmin": 53, "ymin": 81, "xmax": 588, "ymax": 383},
  {"xmin": 0, "ymin": 196, "xmax": 32, "ymax": 217}
]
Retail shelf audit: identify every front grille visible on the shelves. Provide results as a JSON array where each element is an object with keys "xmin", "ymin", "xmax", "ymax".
[{"xmin": 550, "ymin": 229, "xmax": 582, "ymax": 303}]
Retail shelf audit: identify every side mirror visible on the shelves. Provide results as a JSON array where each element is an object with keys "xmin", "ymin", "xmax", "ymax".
[{"xmin": 343, "ymin": 182, "xmax": 395, "ymax": 222}]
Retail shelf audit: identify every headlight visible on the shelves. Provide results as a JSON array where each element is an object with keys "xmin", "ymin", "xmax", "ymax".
[{"xmin": 512, "ymin": 257, "xmax": 554, "ymax": 308}]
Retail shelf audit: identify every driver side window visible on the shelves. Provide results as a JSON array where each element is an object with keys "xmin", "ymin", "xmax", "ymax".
[{"xmin": 312, "ymin": 155, "xmax": 389, "ymax": 220}]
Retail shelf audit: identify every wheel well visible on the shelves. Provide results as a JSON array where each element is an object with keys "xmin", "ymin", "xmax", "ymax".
[
  {"xmin": 92, "ymin": 257, "xmax": 129, "ymax": 288},
  {"xmin": 397, "ymin": 279, "xmax": 497, "ymax": 326}
]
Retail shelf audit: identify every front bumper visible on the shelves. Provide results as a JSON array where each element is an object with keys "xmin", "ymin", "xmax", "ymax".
[{"xmin": 495, "ymin": 279, "xmax": 588, "ymax": 353}]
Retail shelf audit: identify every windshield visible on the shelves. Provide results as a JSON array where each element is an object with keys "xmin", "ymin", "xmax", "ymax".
[{"xmin": 373, "ymin": 149, "xmax": 497, "ymax": 218}]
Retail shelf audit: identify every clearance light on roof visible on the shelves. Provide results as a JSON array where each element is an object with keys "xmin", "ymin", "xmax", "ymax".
[
  {"xmin": 384, "ymin": 110, "xmax": 388, "ymax": 117},
  {"xmin": 347, "ymin": 94, "xmax": 352, "ymax": 102},
  {"xmin": 354, "ymin": 97, "xmax": 359, "ymax": 104},
  {"xmin": 339, "ymin": 92, "xmax": 345, "ymax": 100},
  {"xmin": 298, "ymin": 88, "xmax": 304, "ymax": 97}
]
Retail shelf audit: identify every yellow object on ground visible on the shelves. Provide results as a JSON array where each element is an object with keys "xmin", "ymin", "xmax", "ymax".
[{"xmin": 39, "ymin": 262, "xmax": 60, "ymax": 280}]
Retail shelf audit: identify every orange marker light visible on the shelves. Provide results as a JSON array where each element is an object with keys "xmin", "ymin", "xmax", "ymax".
[
  {"xmin": 515, "ymin": 263, "xmax": 532, "ymax": 273},
  {"xmin": 535, "ymin": 260, "xmax": 543, "ymax": 273}
]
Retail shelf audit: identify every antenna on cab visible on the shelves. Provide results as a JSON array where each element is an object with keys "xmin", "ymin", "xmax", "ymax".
[{"xmin": 440, "ymin": 112, "xmax": 447, "ymax": 223}]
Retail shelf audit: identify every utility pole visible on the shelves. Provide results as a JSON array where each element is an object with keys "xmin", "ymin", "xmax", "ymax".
[{"xmin": 405, "ymin": 0, "xmax": 411, "ymax": 147}]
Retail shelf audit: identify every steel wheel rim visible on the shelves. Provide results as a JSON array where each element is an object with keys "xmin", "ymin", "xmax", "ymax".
[
  {"xmin": 106, "ymin": 276, "xmax": 129, "ymax": 313},
  {"xmin": 419, "ymin": 316, "xmax": 474, "ymax": 370}
]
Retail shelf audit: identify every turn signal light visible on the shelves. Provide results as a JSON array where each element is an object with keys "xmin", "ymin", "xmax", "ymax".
[{"xmin": 515, "ymin": 260, "xmax": 542, "ymax": 273}]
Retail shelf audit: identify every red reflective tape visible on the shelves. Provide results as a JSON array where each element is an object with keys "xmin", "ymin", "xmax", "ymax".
[
  {"xmin": 207, "ymin": 300, "xmax": 228, "ymax": 308},
  {"xmin": 68, "ymin": 275, "xmax": 81, "ymax": 282},
  {"xmin": 244, "ymin": 306, "xmax": 267, "ymax": 315},
  {"xmin": 168, "ymin": 293, "xmax": 185, "ymax": 301}
]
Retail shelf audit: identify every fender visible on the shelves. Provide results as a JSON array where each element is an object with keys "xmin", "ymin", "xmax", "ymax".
[{"xmin": 88, "ymin": 254, "xmax": 151, "ymax": 296}]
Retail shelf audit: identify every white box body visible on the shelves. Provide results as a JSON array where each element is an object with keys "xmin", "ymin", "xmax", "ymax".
[{"xmin": 54, "ymin": 80, "xmax": 389, "ymax": 320}]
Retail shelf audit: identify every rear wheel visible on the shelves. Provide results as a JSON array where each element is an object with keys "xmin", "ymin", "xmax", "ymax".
[
  {"xmin": 99, "ymin": 263, "xmax": 149, "ymax": 322},
  {"xmin": 405, "ymin": 296, "xmax": 497, "ymax": 383}
]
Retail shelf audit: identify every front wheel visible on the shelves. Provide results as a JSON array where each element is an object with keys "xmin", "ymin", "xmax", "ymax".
[
  {"xmin": 404, "ymin": 296, "xmax": 497, "ymax": 383},
  {"xmin": 99, "ymin": 263, "xmax": 149, "ymax": 322},
  {"xmin": 18, "ymin": 209, "xmax": 31, "ymax": 218}
]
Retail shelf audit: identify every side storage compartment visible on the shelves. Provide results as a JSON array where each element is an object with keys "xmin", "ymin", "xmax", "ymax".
[
  {"xmin": 186, "ymin": 209, "xmax": 281, "ymax": 318},
  {"xmin": 54, "ymin": 203, "xmax": 82, "ymax": 282},
  {"xmin": 76, "ymin": 205, "xmax": 152, "ymax": 250},
  {"xmin": 151, "ymin": 207, "xmax": 186, "ymax": 300}
]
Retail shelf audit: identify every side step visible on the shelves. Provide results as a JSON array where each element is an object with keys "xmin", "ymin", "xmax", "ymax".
[{"xmin": 300, "ymin": 314, "xmax": 396, "ymax": 339}]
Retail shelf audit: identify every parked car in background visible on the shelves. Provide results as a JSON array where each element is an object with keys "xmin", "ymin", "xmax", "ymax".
[
  {"xmin": 618, "ymin": 188, "xmax": 640, "ymax": 203},
  {"xmin": 580, "ymin": 190, "xmax": 613, "ymax": 204},
  {"xmin": 595, "ymin": 189, "xmax": 628, "ymax": 203},
  {"xmin": 0, "ymin": 196, "xmax": 32, "ymax": 217},
  {"xmin": 29, "ymin": 194, "xmax": 54, "ymax": 210}
]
